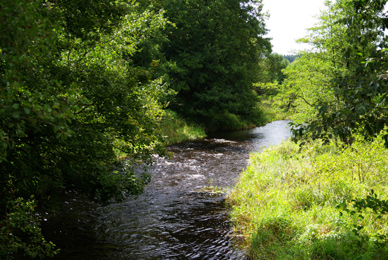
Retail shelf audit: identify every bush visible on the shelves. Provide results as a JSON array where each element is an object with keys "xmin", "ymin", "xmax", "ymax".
[
  {"xmin": 0, "ymin": 0, "xmax": 169, "ymax": 257},
  {"xmin": 0, "ymin": 197, "xmax": 58, "ymax": 260}
]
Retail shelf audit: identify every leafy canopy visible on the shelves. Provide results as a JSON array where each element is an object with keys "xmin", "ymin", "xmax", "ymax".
[{"xmin": 161, "ymin": 0, "xmax": 271, "ymax": 130}]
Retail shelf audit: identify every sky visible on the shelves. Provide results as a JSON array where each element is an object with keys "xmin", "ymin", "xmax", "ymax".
[{"xmin": 261, "ymin": 0, "xmax": 327, "ymax": 55}]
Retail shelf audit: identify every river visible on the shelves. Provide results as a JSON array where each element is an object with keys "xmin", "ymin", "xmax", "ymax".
[{"xmin": 44, "ymin": 120, "xmax": 292, "ymax": 260}]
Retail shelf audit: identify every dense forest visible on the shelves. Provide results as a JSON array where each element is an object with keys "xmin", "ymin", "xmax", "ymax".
[{"xmin": 2, "ymin": 0, "xmax": 388, "ymax": 258}]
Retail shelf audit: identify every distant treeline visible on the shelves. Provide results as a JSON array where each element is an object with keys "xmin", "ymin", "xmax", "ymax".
[{"xmin": 282, "ymin": 54, "xmax": 300, "ymax": 63}]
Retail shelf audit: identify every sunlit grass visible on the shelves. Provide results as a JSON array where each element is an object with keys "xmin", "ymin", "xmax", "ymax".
[
  {"xmin": 228, "ymin": 132, "xmax": 388, "ymax": 259},
  {"xmin": 113, "ymin": 110, "xmax": 206, "ymax": 160},
  {"xmin": 159, "ymin": 110, "xmax": 206, "ymax": 145}
]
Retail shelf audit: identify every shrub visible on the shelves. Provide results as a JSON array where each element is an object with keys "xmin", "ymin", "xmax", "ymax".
[{"xmin": 0, "ymin": 197, "xmax": 57, "ymax": 260}]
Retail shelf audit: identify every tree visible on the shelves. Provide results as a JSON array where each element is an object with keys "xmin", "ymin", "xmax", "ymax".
[
  {"xmin": 273, "ymin": 52, "xmax": 335, "ymax": 123},
  {"xmin": 0, "ymin": 0, "xmax": 169, "ymax": 257},
  {"xmin": 257, "ymin": 53, "xmax": 290, "ymax": 85},
  {"xmin": 284, "ymin": 0, "xmax": 388, "ymax": 142},
  {"xmin": 160, "ymin": 0, "xmax": 271, "ymax": 131},
  {"xmin": 283, "ymin": 54, "xmax": 300, "ymax": 63}
]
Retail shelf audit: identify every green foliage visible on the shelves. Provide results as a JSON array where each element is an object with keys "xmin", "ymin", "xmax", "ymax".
[
  {"xmin": 159, "ymin": 110, "xmax": 206, "ymax": 145},
  {"xmin": 252, "ymin": 82, "xmax": 289, "ymax": 122},
  {"xmin": 0, "ymin": 0, "xmax": 170, "ymax": 257},
  {"xmin": 274, "ymin": 53, "xmax": 336, "ymax": 124},
  {"xmin": 283, "ymin": 0, "xmax": 388, "ymax": 142},
  {"xmin": 283, "ymin": 54, "xmax": 300, "ymax": 63},
  {"xmin": 337, "ymin": 190, "xmax": 388, "ymax": 245},
  {"xmin": 160, "ymin": 0, "xmax": 271, "ymax": 131},
  {"xmin": 253, "ymin": 52, "xmax": 292, "ymax": 122},
  {"xmin": 228, "ymin": 130, "xmax": 388, "ymax": 259},
  {"xmin": 257, "ymin": 53, "xmax": 289, "ymax": 85},
  {"xmin": 0, "ymin": 197, "xmax": 58, "ymax": 260}
]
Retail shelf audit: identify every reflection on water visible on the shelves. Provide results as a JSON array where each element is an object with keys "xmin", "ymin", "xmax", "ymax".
[{"xmin": 45, "ymin": 121, "xmax": 292, "ymax": 260}]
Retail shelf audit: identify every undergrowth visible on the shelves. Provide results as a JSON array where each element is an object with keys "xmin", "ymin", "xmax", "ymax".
[
  {"xmin": 228, "ymin": 131, "xmax": 388, "ymax": 259},
  {"xmin": 159, "ymin": 110, "xmax": 206, "ymax": 145},
  {"xmin": 114, "ymin": 109, "xmax": 206, "ymax": 160}
]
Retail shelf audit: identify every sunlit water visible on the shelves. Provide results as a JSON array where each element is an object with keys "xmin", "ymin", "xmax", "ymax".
[{"xmin": 44, "ymin": 120, "xmax": 292, "ymax": 260}]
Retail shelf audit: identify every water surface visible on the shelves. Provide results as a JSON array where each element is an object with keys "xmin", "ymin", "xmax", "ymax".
[{"xmin": 46, "ymin": 120, "xmax": 292, "ymax": 260}]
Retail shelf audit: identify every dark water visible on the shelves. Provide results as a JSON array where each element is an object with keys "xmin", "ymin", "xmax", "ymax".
[{"xmin": 44, "ymin": 120, "xmax": 292, "ymax": 260}]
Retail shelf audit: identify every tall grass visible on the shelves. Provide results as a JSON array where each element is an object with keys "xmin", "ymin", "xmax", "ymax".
[{"xmin": 228, "ymin": 132, "xmax": 388, "ymax": 259}]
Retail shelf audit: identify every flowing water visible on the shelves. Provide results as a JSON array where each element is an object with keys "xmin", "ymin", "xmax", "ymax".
[{"xmin": 45, "ymin": 120, "xmax": 292, "ymax": 260}]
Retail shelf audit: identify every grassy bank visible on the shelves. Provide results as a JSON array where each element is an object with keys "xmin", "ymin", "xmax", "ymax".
[
  {"xmin": 160, "ymin": 110, "xmax": 207, "ymax": 145},
  {"xmin": 113, "ymin": 110, "xmax": 206, "ymax": 161},
  {"xmin": 228, "ymin": 133, "xmax": 388, "ymax": 259}
]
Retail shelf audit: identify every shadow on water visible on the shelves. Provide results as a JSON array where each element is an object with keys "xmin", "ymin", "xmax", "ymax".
[{"xmin": 44, "ymin": 120, "xmax": 292, "ymax": 260}]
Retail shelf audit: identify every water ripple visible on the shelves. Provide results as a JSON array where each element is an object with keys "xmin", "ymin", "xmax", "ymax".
[{"xmin": 46, "ymin": 121, "xmax": 292, "ymax": 260}]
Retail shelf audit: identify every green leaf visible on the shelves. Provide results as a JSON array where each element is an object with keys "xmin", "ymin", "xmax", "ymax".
[{"xmin": 12, "ymin": 111, "xmax": 20, "ymax": 119}]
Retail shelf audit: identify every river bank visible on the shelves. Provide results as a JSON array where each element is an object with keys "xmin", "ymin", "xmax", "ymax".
[
  {"xmin": 159, "ymin": 110, "xmax": 207, "ymax": 145},
  {"xmin": 227, "ymin": 133, "xmax": 388, "ymax": 259},
  {"xmin": 158, "ymin": 105, "xmax": 280, "ymax": 146}
]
